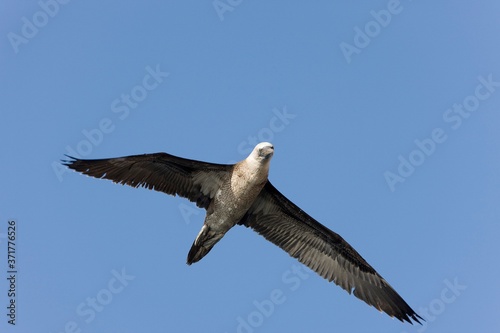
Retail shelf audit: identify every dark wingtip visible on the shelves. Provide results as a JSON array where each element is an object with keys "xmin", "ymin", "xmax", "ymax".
[
  {"xmin": 397, "ymin": 309, "xmax": 424, "ymax": 325},
  {"xmin": 411, "ymin": 312, "xmax": 425, "ymax": 325},
  {"xmin": 60, "ymin": 155, "xmax": 78, "ymax": 166}
]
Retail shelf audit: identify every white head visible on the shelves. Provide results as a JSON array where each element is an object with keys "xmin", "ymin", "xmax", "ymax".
[{"xmin": 248, "ymin": 142, "xmax": 274, "ymax": 164}]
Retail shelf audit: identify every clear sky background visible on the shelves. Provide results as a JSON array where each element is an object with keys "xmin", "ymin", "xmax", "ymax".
[{"xmin": 1, "ymin": 1, "xmax": 500, "ymax": 332}]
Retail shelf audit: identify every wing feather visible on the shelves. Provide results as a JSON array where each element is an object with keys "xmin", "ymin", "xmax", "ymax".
[
  {"xmin": 62, "ymin": 152, "xmax": 232, "ymax": 209},
  {"xmin": 238, "ymin": 182, "xmax": 422, "ymax": 324}
]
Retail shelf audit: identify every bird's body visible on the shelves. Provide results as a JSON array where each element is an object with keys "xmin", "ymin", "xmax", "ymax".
[
  {"xmin": 63, "ymin": 142, "xmax": 423, "ymax": 325},
  {"xmin": 188, "ymin": 143, "xmax": 273, "ymax": 263}
]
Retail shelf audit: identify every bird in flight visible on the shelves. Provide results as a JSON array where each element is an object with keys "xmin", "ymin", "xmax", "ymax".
[{"xmin": 63, "ymin": 142, "xmax": 422, "ymax": 324}]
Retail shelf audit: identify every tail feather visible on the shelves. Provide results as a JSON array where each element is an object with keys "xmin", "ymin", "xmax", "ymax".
[
  {"xmin": 187, "ymin": 243, "xmax": 214, "ymax": 265},
  {"xmin": 187, "ymin": 224, "xmax": 224, "ymax": 265}
]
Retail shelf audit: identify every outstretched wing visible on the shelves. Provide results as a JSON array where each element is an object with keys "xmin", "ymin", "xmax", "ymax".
[
  {"xmin": 62, "ymin": 152, "xmax": 232, "ymax": 210},
  {"xmin": 238, "ymin": 182, "xmax": 423, "ymax": 324}
]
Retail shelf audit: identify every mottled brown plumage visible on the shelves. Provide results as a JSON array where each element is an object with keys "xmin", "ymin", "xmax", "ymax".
[{"xmin": 62, "ymin": 142, "xmax": 422, "ymax": 325}]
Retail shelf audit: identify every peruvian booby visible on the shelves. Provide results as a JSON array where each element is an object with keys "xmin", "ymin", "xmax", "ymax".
[{"xmin": 62, "ymin": 142, "xmax": 423, "ymax": 324}]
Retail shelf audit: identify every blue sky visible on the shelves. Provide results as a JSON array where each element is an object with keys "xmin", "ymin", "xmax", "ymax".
[{"xmin": 1, "ymin": 1, "xmax": 500, "ymax": 332}]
